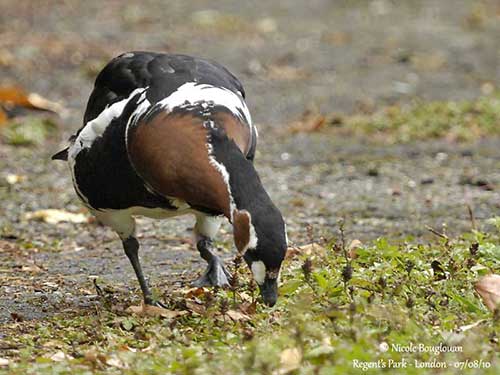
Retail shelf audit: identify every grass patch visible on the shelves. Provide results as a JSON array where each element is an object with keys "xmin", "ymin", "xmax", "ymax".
[
  {"xmin": 1, "ymin": 117, "xmax": 58, "ymax": 146},
  {"xmin": 291, "ymin": 92, "xmax": 500, "ymax": 143},
  {"xmin": 1, "ymin": 227, "xmax": 499, "ymax": 374}
]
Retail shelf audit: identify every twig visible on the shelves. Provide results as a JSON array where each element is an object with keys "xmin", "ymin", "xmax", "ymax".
[
  {"xmin": 425, "ymin": 225, "xmax": 448, "ymax": 240},
  {"xmin": 466, "ymin": 204, "xmax": 477, "ymax": 231}
]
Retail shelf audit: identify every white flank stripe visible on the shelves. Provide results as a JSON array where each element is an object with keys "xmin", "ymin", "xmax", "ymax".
[
  {"xmin": 205, "ymin": 141, "xmax": 236, "ymax": 221},
  {"xmin": 125, "ymin": 89, "xmax": 151, "ymax": 149},
  {"xmin": 157, "ymin": 82, "xmax": 252, "ymax": 126},
  {"xmin": 69, "ymin": 87, "xmax": 147, "ymax": 160},
  {"xmin": 68, "ymin": 87, "xmax": 149, "ymax": 204}
]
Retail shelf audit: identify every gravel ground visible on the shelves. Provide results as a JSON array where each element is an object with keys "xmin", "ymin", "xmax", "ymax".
[{"xmin": 0, "ymin": 0, "xmax": 499, "ymax": 323}]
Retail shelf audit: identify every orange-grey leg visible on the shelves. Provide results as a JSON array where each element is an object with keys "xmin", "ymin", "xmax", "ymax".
[{"xmin": 192, "ymin": 214, "xmax": 231, "ymax": 287}]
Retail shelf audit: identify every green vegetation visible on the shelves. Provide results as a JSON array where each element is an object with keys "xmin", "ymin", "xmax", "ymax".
[
  {"xmin": 2, "ymin": 225, "xmax": 499, "ymax": 374},
  {"xmin": 337, "ymin": 92, "xmax": 500, "ymax": 143},
  {"xmin": 1, "ymin": 117, "xmax": 58, "ymax": 146}
]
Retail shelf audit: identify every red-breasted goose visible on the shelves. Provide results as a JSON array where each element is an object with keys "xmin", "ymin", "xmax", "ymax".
[{"xmin": 52, "ymin": 52, "xmax": 287, "ymax": 306}]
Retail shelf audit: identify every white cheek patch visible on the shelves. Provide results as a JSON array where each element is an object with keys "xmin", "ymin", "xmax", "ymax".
[{"xmin": 251, "ymin": 261, "xmax": 266, "ymax": 285}]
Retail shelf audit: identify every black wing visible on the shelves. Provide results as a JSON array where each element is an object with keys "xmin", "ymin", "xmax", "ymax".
[
  {"xmin": 83, "ymin": 51, "xmax": 246, "ymax": 124},
  {"xmin": 51, "ymin": 52, "xmax": 247, "ymax": 161}
]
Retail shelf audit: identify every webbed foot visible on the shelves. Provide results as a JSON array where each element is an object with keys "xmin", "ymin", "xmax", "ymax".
[{"xmin": 192, "ymin": 256, "xmax": 232, "ymax": 287}]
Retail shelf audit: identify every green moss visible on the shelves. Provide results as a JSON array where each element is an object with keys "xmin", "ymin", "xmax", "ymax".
[
  {"xmin": 1, "ymin": 117, "xmax": 58, "ymax": 146},
  {"xmin": 339, "ymin": 93, "xmax": 500, "ymax": 143}
]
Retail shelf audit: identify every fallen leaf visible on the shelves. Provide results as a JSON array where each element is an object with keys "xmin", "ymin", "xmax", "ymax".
[
  {"xmin": 0, "ymin": 86, "xmax": 64, "ymax": 114},
  {"xmin": 225, "ymin": 309, "xmax": 251, "ymax": 322},
  {"xmin": 0, "ymin": 108, "xmax": 6, "ymax": 126},
  {"xmin": 21, "ymin": 264, "xmax": 43, "ymax": 273},
  {"xmin": 185, "ymin": 300, "xmax": 206, "ymax": 315},
  {"xmin": 321, "ymin": 31, "xmax": 351, "ymax": 46},
  {"xmin": 475, "ymin": 274, "xmax": 500, "ymax": 311},
  {"xmin": 5, "ymin": 174, "xmax": 26, "ymax": 185},
  {"xmin": 26, "ymin": 93, "xmax": 65, "ymax": 114},
  {"xmin": 83, "ymin": 351, "xmax": 98, "ymax": 364},
  {"xmin": 239, "ymin": 301, "xmax": 257, "ymax": 315},
  {"xmin": 118, "ymin": 344, "xmax": 138, "ymax": 352},
  {"xmin": 126, "ymin": 303, "xmax": 187, "ymax": 319},
  {"xmin": 279, "ymin": 347, "xmax": 302, "ymax": 374},
  {"xmin": 183, "ymin": 287, "xmax": 207, "ymax": 299},
  {"xmin": 288, "ymin": 113, "xmax": 326, "ymax": 133},
  {"xmin": 255, "ymin": 17, "xmax": 277, "ymax": 33},
  {"xmin": 287, "ymin": 243, "xmax": 326, "ymax": 259},
  {"xmin": 348, "ymin": 239, "xmax": 363, "ymax": 259},
  {"xmin": 266, "ymin": 64, "xmax": 310, "ymax": 81},
  {"xmin": 50, "ymin": 351, "xmax": 73, "ymax": 361},
  {"xmin": 42, "ymin": 340, "xmax": 62, "ymax": 348},
  {"xmin": 24, "ymin": 209, "xmax": 88, "ymax": 224},
  {"xmin": 459, "ymin": 319, "xmax": 487, "ymax": 332},
  {"xmin": 106, "ymin": 356, "xmax": 128, "ymax": 369}
]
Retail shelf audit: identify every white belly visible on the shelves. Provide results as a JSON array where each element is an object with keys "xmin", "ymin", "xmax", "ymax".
[{"xmin": 91, "ymin": 203, "xmax": 193, "ymax": 240}]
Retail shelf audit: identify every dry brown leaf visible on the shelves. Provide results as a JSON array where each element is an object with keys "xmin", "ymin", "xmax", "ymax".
[
  {"xmin": 83, "ymin": 351, "xmax": 98, "ymax": 364},
  {"xmin": 288, "ymin": 114, "xmax": 326, "ymax": 134},
  {"xmin": 411, "ymin": 52, "xmax": 446, "ymax": 71},
  {"xmin": 0, "ymin": 86, "xmax": 64, "ymax": 114},
  {"xmin": 266, "ymin": 64, "xmax": 310, "ymax": 81},
  {"xmin": 287, "ymin": 243, "xmax": 327, "ymax": 259},
  {"xmin": 239, "ymin": 291, "xmax": 253, "ymax": 302},
  {"xmin": 185, "ymin": 300, "xmax": 206, "ymax": 315},
  {"xmin": 26, "ymin": 93, "xmax": 65, "ymax": 114},
  {"xmin": 24, "ymin": 209, "xmax": 88, "ymax": 224},
  {"xmin": 287, "ymin": 109, "xmax": 343, "ymax": 134},
  {"xmin": 118, "ymin": 344, "xmax": 138, "ymax": 352},
  {"xmin": 50, "ymin": 351, "xmax": 73, "ymax": 361},
  {"xmin": 0, "ymin": 108, "xmax": 7, "ymax": 126},
  {"xmin": 321, "ymin": 31, "xmax": 351, "ymax": 46},
  {"xmin": 239, "ymin": 301, "xmax": 257, "ymax": 315},
  {"xmin": 106, "ymin": 356, "xmax": 128, "ymax": 369},
  {"xmin": 183, "ymin": 287, "xmax": 207, "ymax": 299},
  {"xmin": 226, "ymin": 309, "xmax": 251, "ymax": 322},
  {"xmin": 21, "ymin": 264, "xmax": 43, "ymax": 273},
  {"xmin": 5, "ymin": 174, "xmax": 27, "ymax": 185},
  {"xmin": 348, "ymin": 239, "xmax": 363, "ymax": 259},
  {"xmin": 279, "ymin": 347, "xmax": 302, "ymax": 374},
  {"xmin": 475, "ymin": 274, "xmax": 500, "ymax": 311},
  {"xmin": 126, "ymin": 303, "xmax": 187, "ymax": 319}
]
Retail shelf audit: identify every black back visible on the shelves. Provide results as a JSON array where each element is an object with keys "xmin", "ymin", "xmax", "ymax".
[
  {"xmin": 70, "ymin": 51, "xmax": 250, "ymax": 211},
  {"xmin": 83, "ymin": 52, "xmax": 245, "ymax": 125}
]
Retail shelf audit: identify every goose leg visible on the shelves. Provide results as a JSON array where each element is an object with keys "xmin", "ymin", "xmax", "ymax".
[
  {"xmin": 192, "ymin": 237, "xmax": 231, "ymax": 287},
  {"xmin": 94, "ymin": 209, "xmax": 165, "ymax": 307},
  {"xmin": 122, "ymin": 236, "xmax": 166, "ymax": 307},
  {"xmin": 192, "ymin": 214, "xmax": 231, "ymax": 287}
]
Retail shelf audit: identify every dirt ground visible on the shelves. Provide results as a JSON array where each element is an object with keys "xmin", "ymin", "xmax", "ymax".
[{"xmin": 0, "ymin": 0, "xmax": 499, "ymax": 324}]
